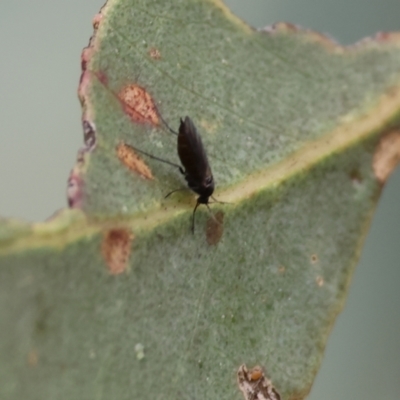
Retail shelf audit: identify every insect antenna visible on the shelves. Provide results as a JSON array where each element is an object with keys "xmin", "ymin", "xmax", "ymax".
[
  {"xmin": 123, "ymin": 143, "xmax": 181, "ymax": 171},
  {"xmin": 155, "ymin": 108, "xmax": 179, "ymax": 136}
]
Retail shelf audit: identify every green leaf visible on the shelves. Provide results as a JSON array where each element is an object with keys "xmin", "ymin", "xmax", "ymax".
[{"xmin": 1, "ymin": 0, "xmax": 400, "ymax": 399}]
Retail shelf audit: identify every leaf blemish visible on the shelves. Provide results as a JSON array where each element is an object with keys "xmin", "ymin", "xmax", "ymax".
[
  {"xmin": 116, "ymin": 142, "xmax": 154, "ymax": 180},
  {"xmin": 67, "ymin": 169, "xmax": 84, "ymax": 209},
  {"xmin": 349, "ymin": 168, "xmax": 363, "ymax": 185},
  {"xmin": 373, "ymin": 130, "xmax": 400, "ymax": 184},
  {"xmin": 118, "ymin": 84, "xmax": 159, "ymax": 126},
  {"xmin": 82, "ymin": 120, "xmax": 96, "ymax": 150},
  {"xmin": 27, "ymin": 349, "xmax": 39, "ymax": 367},
  {"xmin": 310, "ymin": 253, "xmax": 318, "ymax": 264},
  {"xmin": 92, "ymin": 12, "xmax": 103, "ymax": 29},
  {"xmin": 237, "ymin": 364, "xmax": 281, "ymax": 400},
  {"xmin": 134, "ymin": 343, "xmax": 145, "ymax": 360},
  {"xmin": 206, "ymin": 210, "xmax": 224, "ymax": 245},
  {"xmin": 96, "ymin": 70, "xmax": 108, "ymax": 86},
  {"xmin": 148, "ymin": 47, "xmax": 161, "ymax": 60},
  {"xmin": 101, "ymin": 228, "xmax": 134, "ymax": 275},
  {"xmin": 316, "ymin": 276, "xmax": 324, "ymax": 287}
]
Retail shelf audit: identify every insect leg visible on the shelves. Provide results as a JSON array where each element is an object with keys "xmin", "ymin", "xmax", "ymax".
[{"xmin": 210, "ymin": 195, "xmax": 231, "ymax": 205}]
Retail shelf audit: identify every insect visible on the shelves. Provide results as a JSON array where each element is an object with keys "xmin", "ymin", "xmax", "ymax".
[{"xmin": 126, "ymin": 115, "xmax": 218, "ymax": 232}]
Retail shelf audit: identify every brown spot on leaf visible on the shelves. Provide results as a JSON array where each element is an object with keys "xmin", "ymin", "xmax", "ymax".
[
  {"xmin": 149, "ymin": 47, "xmax": 161, "ymax": 60},
  {"xmin": 78, "ymin": 74, "xmax": 95, "ymax": 126},
  {"xmin": 310, "ymin": 254, "xmax": 318, "ymax": 264},
  {"xmin": 82, "ymin": 120, "xmax": 96, "ymax": 150},
  {"xmin": 267, "ymin": 22, "xmax": 299, "ymax": 33},
  {"xmin": 27, "ymin": 349, "xmax": 39, "ymax": 367},
  {"xmin": 67, "ymin": 168, "xmax": 84, "ymax": 209},
  {"xmin": 349, "ymin": 168, "xmax": 362, "ymax": 185},
  {"xmin": 206, "ymin": 211, "xmax": 224, "ymax": 245},
  {"xmin": 78, "ymin": 69, "xmax": 91, "ymax": 96},
  {"xmin": 373, "ymin": 130, "xmax": 400, "ymax": 184},
  {"xmin": 118, "ymin": 84, "xmax": 159, "ymax": 126},
  {"xmin": 305, "ymin": 30, "xmax": 341, "ymax": 51},
  {"xmin": 102, "ymin": 228, "xmax": 133, "ymax": 275},
  {"xmin": 374, "ymin": 32, "xmax": 400, "ymax": 43},
  {"xmin": 237, "ymin": 364, "xmax": 281, "ymax": 400},
  {"xmin": 117, "ymin": 142, "xmax": 154, "ymax": 180},
  {"xmin": 199, "ymin": 118, "xmax": 219, "ymax": 134},
  {"xmin": 96, "ymin": 70, "xmax": 108, "ymax": 86},
  {"xmin": 92, "ymin": 13, "xmax": 103, "ymax": 29},
  {"xmin": 316, "ymin": 276, "xmax": 324, "ymax": 287},
  {"xmin": 80, "ymin": 47, "xmax": 94, "ymax": 72}
]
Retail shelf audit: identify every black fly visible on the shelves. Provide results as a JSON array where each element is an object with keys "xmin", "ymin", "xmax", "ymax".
[{"xmin": 126, "ymin": 116, "xmax": 217, "ymax": 232}]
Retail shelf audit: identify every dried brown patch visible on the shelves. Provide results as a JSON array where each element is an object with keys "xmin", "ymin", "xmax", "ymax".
[
  {"xmin": 92, "ymin": 13, "xmax": 103, "ymax": 29},
  {"xmin": 27, "ymin": 349, "xmax": 39, "ymax": 367},
  {"xmin": 118, "ymin": 84, "xmax": 159, "ymax": 126},
  {"xmin": 149, "ymin": 47, "xmax": 161, "ymax": 60},
  {"xmin": 80, "ymin": 47, "xmax": 95, "ymax": 72},
  {"xmin": 305, "ymin": 30, "xmax": 341, "ymax": 52},
  {"xmin": 206, "ymin": 211, "xmax": 224, "ymax": 245},
  {"xmin": 316, "ymin": 276, "xmax": 324, "ymax": 287},
  {"xmin": 199, "ymin": 118, "xmax": 219, "ymax": 134},
  {"xmin": 67, "ymin": 168, "xmax": 84, "ymax": 209},
  {"xmin": 310, "ymin": 254, "xmax": 318, "ymax": 264},
  {"xmin": 78, "ymin": 69, "xmax": 92, "ymax": 99},
  {"xmin": 117, "ymin": 142, "xmax": 154, "ymax": 180},
  {"xmin": 95, "ymin": 70, "xmax": 108, "ymax": 86},
  {"xmin": 373, "ymin": 130, "xmax": 400, "ymax": 184},
  {"xmin": 237, "ymin": 364, "xmax": 281, "ymax": 400},
  {"xmin": 102, "ymin": 228, "xmax": 134, "ymax": 275},
  {"xmin": 278, "ymin": 266, "xmax": 286, "ymax": 274},
  {"xmin": 82, "ymin": 120, "xmax": 96, "ymax": 150},
  {"xmin": 78, "ymin": 71, "xmax": 95, "ymax": 127},
  {"xmin": 374, "ymin": 32, "xmax": 400, "ymax": 43},
  {"xmin": 349, "ymin": 168, "xmax": 362, "ymax": 185},
  {"xmin": 268, "ymin": 22, "xmax": 299, "ymax": 33}
]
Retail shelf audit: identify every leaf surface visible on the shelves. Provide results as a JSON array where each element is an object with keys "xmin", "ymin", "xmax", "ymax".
[{"xmin": 1, "ymin": 1, "xmax": 400, "ymax": 399}]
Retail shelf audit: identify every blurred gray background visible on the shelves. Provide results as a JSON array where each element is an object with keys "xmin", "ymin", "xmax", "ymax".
[{"xmin": 0, "ymin": 0, "xmax": 399, "ymax": 398}]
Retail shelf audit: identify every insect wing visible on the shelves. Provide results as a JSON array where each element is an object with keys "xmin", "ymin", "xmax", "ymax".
[{"xmin": 177, "ymin": 116, "xmax": 212, "ymax": 184}]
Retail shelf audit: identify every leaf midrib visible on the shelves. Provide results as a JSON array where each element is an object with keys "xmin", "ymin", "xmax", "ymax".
[{"xmin": 1, "ymin": 84, "xmax": 399, "ymax": 255}]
